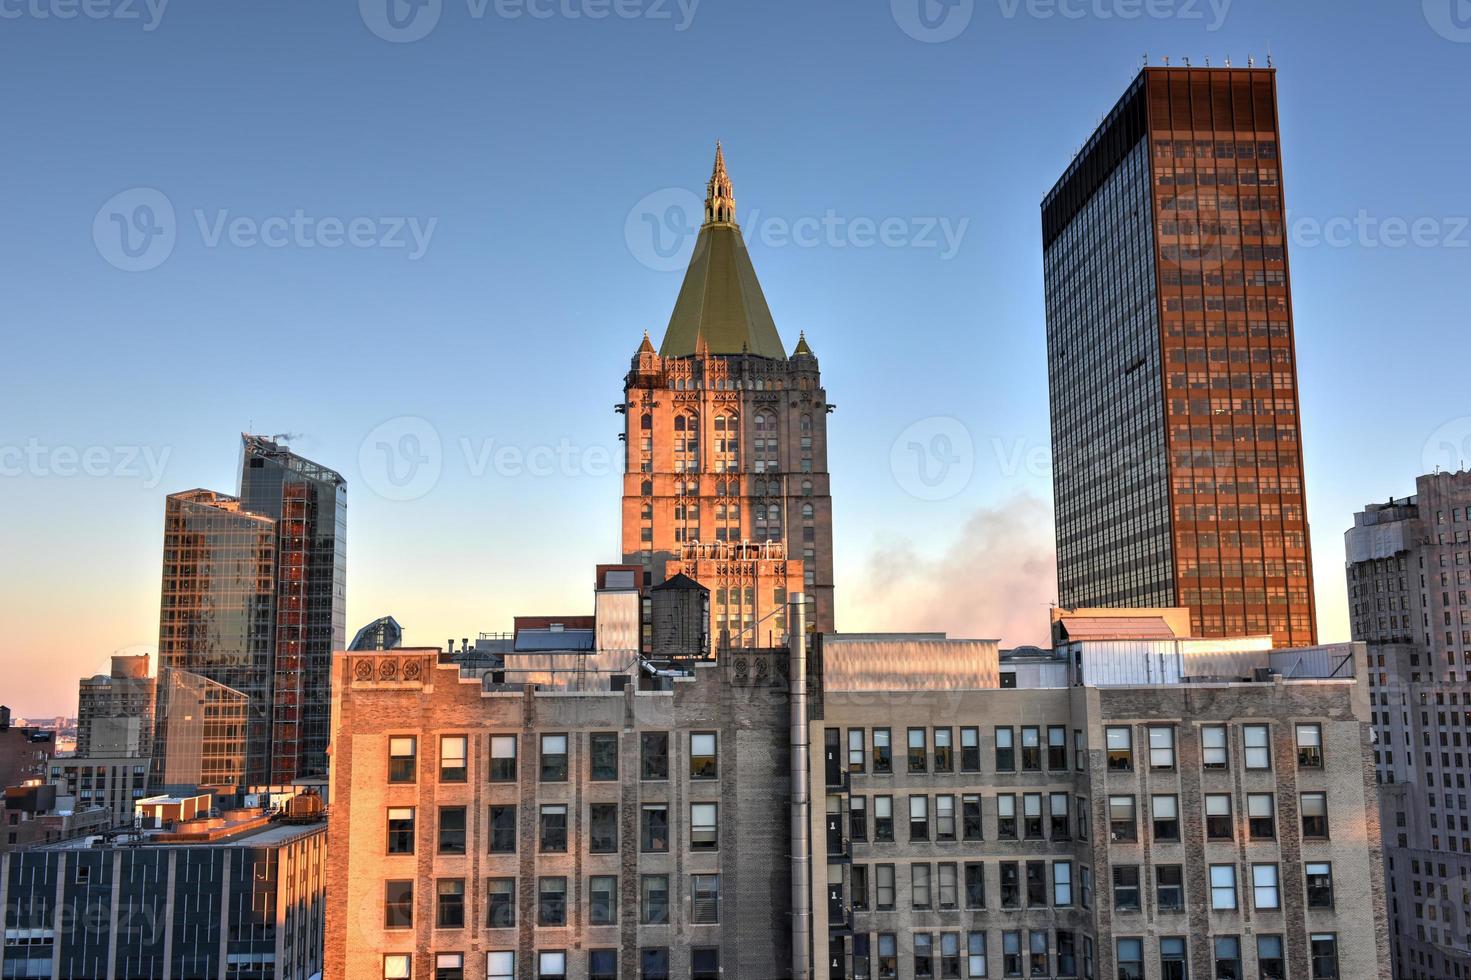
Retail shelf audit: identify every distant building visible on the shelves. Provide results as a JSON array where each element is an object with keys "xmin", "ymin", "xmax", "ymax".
[
  {"xmin": 1346, "ymin": 469, "xmax": 1471, "ymax": 980},
  {"xmin": 76, "ymin": 654, "xmax": 155, "ymax": 758},
  {"xmin": 0, "ymin": 801, "xmax": 327, "ymax": 980},
  {"xmin": 150, "ymin": 667, "xmax": 250, "ymax": 794},
  {"xmin": 47, "ymin": 756, "xmax": 149, "ymax": 827},
  {"xmin": 1042, "ymin": 65, "xmax": 1315, "ymax": 646},
  {"xmin": 622, "ymin": 145, "xmax": 836, "ymax": 641},
  {"xmin": 349, "ymin": 616, "xmax": 403, "ymax": 651}
]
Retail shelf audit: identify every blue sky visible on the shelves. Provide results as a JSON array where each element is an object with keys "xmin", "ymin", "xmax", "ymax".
[{"xmin": 3, "ymin": 0, "xmax": 1469, "ymax": 715}]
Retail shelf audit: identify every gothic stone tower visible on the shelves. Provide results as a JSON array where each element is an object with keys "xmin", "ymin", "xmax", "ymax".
[{"xmin": 621, "ymin": 145, "xmax": 836, "ymax": 650}]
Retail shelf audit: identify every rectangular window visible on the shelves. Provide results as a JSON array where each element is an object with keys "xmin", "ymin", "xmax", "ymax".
[
  {"xmin": 848, "ymin": 728, "xmax": 866, "ymax": 772},
  {"xmin": 1112, "ymin": 866, "xmax": 1140, "ymax": 911},
  {"xmin": 589, "ymin": 732, "xmax": 618, "ymax": 780},
  {"xmin": 967, "ymin": 933, "xmax": 987, "ymax": 978},
  {"xmin": 589, "ymin": 875, "xmax": 617, "ymax": 925},
  {"xmin": 539, "ymin": 804, "xmax": 567, "ymax": 852},
  {"xmin": 1117, "ymin": 939, "xmax": 1143, "ymax": 980},
  {"xmin": 910, "ymin": 795, "xmax": 929, "ymax": 841},
  {"xmin": 487, "ymin": 953, "xmax": 515, "ymax": 980},
  {"xmin": 1000, "ymin": 862, "xmax": 1020, "ymax": 908},
  {"xmin": 964, "ymin": 862, "xmax": 985, "ymax": 908},
  {"xmin": 537, "ymin": 952, "xmax": 566, "ymax": 980},
  {"xmin": 439, "ymin": 735, "xmax": 467, "ymax": 782},
  {"xmin": 876, "ymin": 864, "xmax": 896, "ymax": 910},
  {"xmin": 873, "ymin": 728, "xmax": 892, "ymax": 773},
  {"xmin": 384, "ymin": 880, "xmax": 413, "ymax": 928},
  {"xmin": 1053, "ymin": 860, "xmax": 1072, "ymax": 906},
  {"xmin": 588, "ymin": 950, "xmax": 617, "ymax": 980},
  {"xmin": 1109, "ymin": 795, "xmax": 1136, "ymax": 842},
  {"xmin": 640, "ymin": 874, "xmax": 669, "ymax": 924},
  {"xmin": 1159, "ymin": 937, "xmax": 1186, "ymax": 980},
  {"xmin": 1252, "ymin": 864, "xmax": 1280, "ymax": 909},
  {"xmin": 1257, "ymin": 936, "xmax": 1285, "ymax": 980},
  {"xmin": 1020, "ymin": 726, "xmax": 1041, "ymax": 770},
  {"xmin": 1296, "ymin": 723, "xmax": 1323, "ymax": 768},
  {"xmin": 851, "ymin": 864, "xmax": 869, "ymax": 910},
  {"xmin": 934, "ymin": 728, "xmax": 953, "ymax": 772},
  {"xmin": 487, "ymin": 878, "xmax": 515, "ymax": 927},
  {"xmin": 1309, "ymin": 934, "xmax": 1339, "ymax": 980},
  {"xmin": 690, "ymin": 732, "xmax": 717, "ymax": 779},
  {"xmin": 1025, "ymin": 860, "xmax": 1046, "ymax": 906},
  {"xmin": 1202, "ymin": 725, "xmax": 1228, "ymax": 768},
  {"xmin": 537, "ymin": 878, "xmax": 566, "ymax": 926},
  {"xmin": 998, "ymin": 794, "xmax": 1017, "ymax": 839},
  {"xmin": 386, "ymin": 807, "xmax": 414, "ymax": 855},
  {"xmin": 436, "ymin": 878, "xmax": 465, "ymax": 929},
  {"xmin": 1073, "ymin": 729, "xmax": 1085, "ymax": 771},
  {"xmin": 640, "ymin": 804, "xmax": 669, "ymax": 852},
  {"xmin": 1057, "ymin": 930, "xmax": 1077, "ymax": 979},
  {"xmin": 1149, "ymin": 726, "xmax": 1176, "ymax": 769},
  {"xmin": 962, "ymin": 794, "xmax": 983, "ymax": 841},
  {"xmin": 438, "ymin": 806, "xmax": 466, "ymax": 855},
  {"xmin": 1155, "ymin": 865, "xmax": 1184, "ymax": 911},
  {"xmin": 850, "ymin": 795, "xmax": 868, "ymax": 842},
  {"xmin": 691, "ymin": 802, "xmax": 718, "ymax": 851},
  {"xmin": 435, "ymin": 953, "xmax": 464, "ymax": 980},
  {"xmin": 1023, "ymin": 793, "xmax": 1043, "ymax": 839},
  {"xmin": 389, "ymin": 736, "xmax": 417, "ymax": 783},
  {"xmin": 877, "ymin": 934, "xmax": 898, "ymax": 979},
  {"xmin": 1213, "ymin": 937, "xmax": 1241, "ymax": 980},
  {"xmin": 692, "ymin": 948, "xmax": 720, "ymax": 980},
  {"xmin": 489, "ymin": 734, "xmax": 517, "ymax": 782},
  {"xmin": 1047, "ymin": 788, "xmax": 1070, "ymax": 835},
  {"xmin": 1106, "ymin": 727, "xmax": 1133, "ymax": 771},
  {"xmin": 1029, "ymin": 931, "xmax": 1049, "ymax": 977},
  {"xmin": 1301, "ymin": 792, "xmax": 1329, "ymax": 838},
  {"xmin": 1305, "ymin": 862, "xmax": 1334, "ymax": 909},
  {"xmin": 939, "ymin": 932, "xmax": 961, "ymax": 980},
  {"xmin": 908, "ymin": 728, "xmax": 928, "ymax": 772},
  {"xmin": 640, "ymin": 948, "xmax": 669, "ymax": 980},
  {"xmin": 1243, "ymin": 724, "xmax": 1271, "ymax": 770},
  {"xmin": 937, "ymin": 862, "xmax": 958, "ymax": 909},
  {"xmin": 384, "ymin": 954, "xmax": 411, "ymax": 980},
  {"xmin": 540, "ymin": 734, "xmax": 568, "ymax": 782},
  {"xmin": 960, "ymin": 727, "xmax": 980, "ymax": 772},
  {"xmin": 1047, "ymin": 725, "xmax": 1068, "ymax": 770},
  {"xmin": 691, "ymin": 873, "xmax": 720, "ymax": 924},
  {"xmin": 914, "ymin": 932, "xmax": 934, "ymax": 979},
  {"xmin": 1152, "ymin": 795, "xmax": 1179, "ymax": 842},
  {"xmin": 912, "ymin": 863, "xmax": 932, "ymax": 909},
  {"xmin": 995, "ymin": 727, "xmax": 1015, "ymax": 771},
  {"xmin": 874, "ymin": 796, "xmax": 894, "ymax": 841},
  {"xmin": 1003, "ymin": 931, "xmax": 1022, "ymax": 977},
  {"xmin": 489, "ymin": 805, "xmax": 516, "ymax": 853},
  {"xmin": 1248, "ymin": 793, "xmax": 1275, "ymax": 840},
  {"xmin": 1206, "ymin": 793, "xmax": 1233, "ymax": 840},
  {"xmin": 935, "ymin": 795, "xmax": 956, "ymax": 841},
  {"xmin": 1210, "ymin": 864, "xmax": 1237, "ymax": 909},
  {"xmin": 640, "ymin": 732, "xmax": 669, "ymax": 780},
  {"xmin": 589, "ymin": 803, "xmax": 618, "ymax": 853}
]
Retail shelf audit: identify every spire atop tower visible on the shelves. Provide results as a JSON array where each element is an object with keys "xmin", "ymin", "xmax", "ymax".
[{"xmin": 704, "ymin": 141, "xmax": 736, "ymax": 226}]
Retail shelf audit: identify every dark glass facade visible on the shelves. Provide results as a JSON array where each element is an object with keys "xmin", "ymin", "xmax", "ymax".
[
  {"xmin": 237, "ymin": 435, "xmax": 347, "ymax": 783},
  {"xmin": 1043, "ymin": 67, "xmax": 1316, "ymax": 646},
  {"xmin": 155, "ymin": 489, "xmax": 276, "ymax": 788}
]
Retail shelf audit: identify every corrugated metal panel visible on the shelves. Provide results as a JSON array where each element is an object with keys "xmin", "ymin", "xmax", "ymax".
[
  {"xmin": 1075, "ymin": 636, "xmax": 1273, "ymax": 686},
  {"xmin": 595, "ymin": 590, "xmax": 640, "ymax": 659},
  {"xmin": 1270, "ymin": 644, "xmax": 1359, "ymax": 680},
  {"xmin": 821, "ymin": 637, "xmax": 999, "ymax": 691},
  {"xmin": 1059, "ymin": 616, "xmax": 1177, "ymax": 640}
]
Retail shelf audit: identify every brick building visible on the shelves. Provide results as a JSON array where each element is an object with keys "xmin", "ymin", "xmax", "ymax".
[{"xmin": 1346, "ymin": 468, "xmax": 1471, "ymax": 980}]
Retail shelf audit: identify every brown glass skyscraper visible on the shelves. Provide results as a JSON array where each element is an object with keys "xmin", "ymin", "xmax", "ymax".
[{"xmin": 1042, "ymin": 66, "xmax": 1316, "ymax": 645}]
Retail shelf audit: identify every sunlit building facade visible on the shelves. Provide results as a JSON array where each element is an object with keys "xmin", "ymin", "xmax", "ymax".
[{"xmin": 1042, "ymin": 66, "xmax": 1316, "ymax": 646}]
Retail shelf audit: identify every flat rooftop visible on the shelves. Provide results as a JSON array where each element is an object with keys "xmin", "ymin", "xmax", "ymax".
[{"xmin": 35, "ymin": 819, "xmax": 324, "ymax": 851}]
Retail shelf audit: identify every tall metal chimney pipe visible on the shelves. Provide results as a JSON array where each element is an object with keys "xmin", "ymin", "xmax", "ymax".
[{"xmin": 789, "ymin": 593, "xmax": 811, "ymax": 980}]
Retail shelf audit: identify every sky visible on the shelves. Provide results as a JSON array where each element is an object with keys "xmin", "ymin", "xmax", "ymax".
[{"xmin": 2, "ymin": 0, "xmax": 1469, "ymax": 717}]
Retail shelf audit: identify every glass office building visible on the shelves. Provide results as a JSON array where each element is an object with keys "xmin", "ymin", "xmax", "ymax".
[{"xmin": 1042, "ymin": 66, "xmax": 1316, "ymax": 646}]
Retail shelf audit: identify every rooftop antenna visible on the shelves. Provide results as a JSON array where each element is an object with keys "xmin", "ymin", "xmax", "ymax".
[
  {"xmin": 1248, "ymin": 55, "xmax": 1255, "ymax": 68},
  {"xmin": 1163, "ymin": 55, "xmax": 1170, "ymax": 66},
  {"xmin": 1142, "ymin": 52, "xmax": 1149, "ymax": 68},
  {"xmin": 1225, "ymin": 55, "xmax": 1231, "ymax": 67},
  {"xmin": 1182, "ymin": 56, "xmax": 1191, "ymax": 67},
  {"xmin": 1266, "ymin": 45, "xmax": 1273, "ymax": 68}
]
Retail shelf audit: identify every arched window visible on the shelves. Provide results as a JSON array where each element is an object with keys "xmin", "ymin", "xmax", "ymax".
[
  {"xmin": 716, "ymin": 480, "xmax": 726, "ymax": 497},
  {"xmin": 640, "ymin": 480, "xmax": 652, "ymax": 497},
  {"xmin": 768, "ymin": 480, "xmax": 780, "ymax": 496},
  {"xmin": 727, "ymin": 412, "xmax": 739, "ymax": 430},
  {"xmin": 801, "ymin": 480, "xmax": 813, "ymax": 497},
  {"xmin": 802, "ymin": 503, "xmax": 814, "ymax": 520},
  {"xmin": 768, "ymin": 504, "xmax": 782, "ymax": 522},
  {"xmin": 640, "ymin": 413, "xmax": 652, "ymax": 430},
  {"xmin": 714, "ymin": 416, "xmax": 726, "ymax": 432},
  {"xmin": 801, "ymin": 413, "xmax": 813, "ymax": 433},
  {"xmin": 642, "ymin": 504, "xmax": 653, "ymax": 520},
  {"xmin": 674, "ymin": 415, "xmax": 686, "ymax": 432}
]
